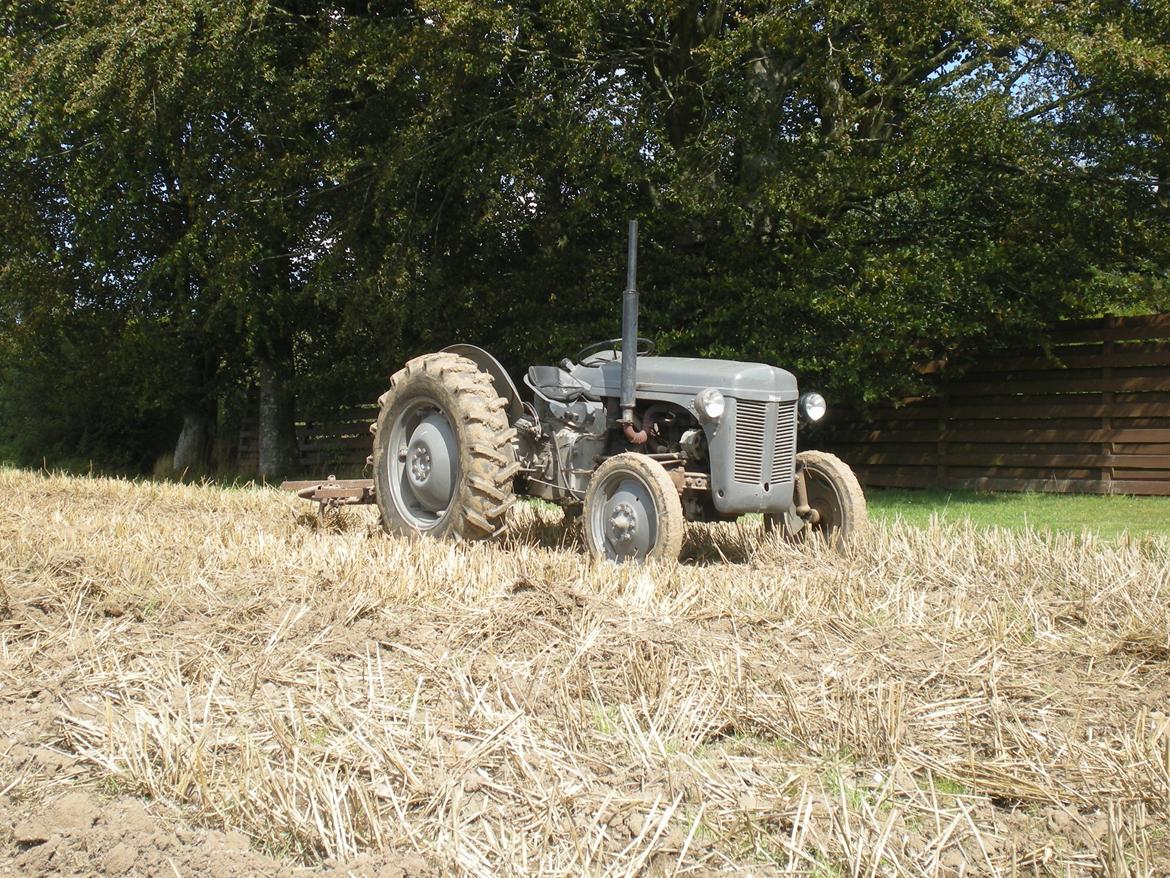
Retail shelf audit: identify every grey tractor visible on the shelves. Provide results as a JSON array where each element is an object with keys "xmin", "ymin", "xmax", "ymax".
[{"xmin": 370, "ymin": 221, "xmax": 867, "ymax": 562}]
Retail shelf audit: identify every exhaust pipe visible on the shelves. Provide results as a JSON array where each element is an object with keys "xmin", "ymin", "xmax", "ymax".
[
  {"xmin": 620, "ymin": 220, "xmax": 651, "ymax": 444},
  {"xmin": 620, "ymin": 219, "xmax": 638, "ymax": 425}
]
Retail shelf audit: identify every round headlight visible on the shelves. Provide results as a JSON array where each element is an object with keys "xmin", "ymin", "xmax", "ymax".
[
  {"xmin": 694, "ymin": 388, "xmax": 725, "ymax": 421},
  {"xmin": 799, "ymin": 392, "xmax": 827, "ymax": 422}
]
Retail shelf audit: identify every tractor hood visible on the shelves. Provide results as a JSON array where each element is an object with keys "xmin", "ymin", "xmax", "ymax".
[{"xmin": 571, "ymin": 355, "xmax": 798, "ymax": 404}]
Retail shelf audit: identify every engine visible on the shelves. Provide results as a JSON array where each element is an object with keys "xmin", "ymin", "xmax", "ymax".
[{"xmin": 512, "ymin": 391, "xmax": 610, "ymax": 502}]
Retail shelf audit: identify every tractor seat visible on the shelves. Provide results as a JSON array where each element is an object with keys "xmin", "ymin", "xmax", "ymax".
[{"xmin": 525, "ymin": 365, "xmax": 599, "ymax": 403}]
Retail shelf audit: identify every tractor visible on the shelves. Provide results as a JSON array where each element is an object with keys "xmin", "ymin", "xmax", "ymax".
[{"xmin": 288, "ymin": 222, "xmax": 866, "ymax": 562}]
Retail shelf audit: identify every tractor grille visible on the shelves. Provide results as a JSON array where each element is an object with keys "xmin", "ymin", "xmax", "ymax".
[
  {"xmin": 733, "ymin": 399, "xmax": 798, "ymax": 485},
  {"xmin": 772, "ymin": 402, "xmax": 798, "ymax": 482},
  {"xmin": 733, "ymin": 400, "xmax": 768, "ymax": 483}
]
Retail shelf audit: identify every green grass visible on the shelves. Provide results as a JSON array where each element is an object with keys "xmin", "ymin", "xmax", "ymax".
[{"xmin": 868, "ymin": 488, "xmax": 1170, "ymax": 539}]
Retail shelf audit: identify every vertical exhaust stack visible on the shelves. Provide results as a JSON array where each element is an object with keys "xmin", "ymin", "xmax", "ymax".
[{"xmin": 620, "ymin": 219, "xmax": 638, "ymax": 425}]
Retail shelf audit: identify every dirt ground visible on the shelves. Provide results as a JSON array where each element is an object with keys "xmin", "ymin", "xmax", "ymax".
[{"xmin": 0, "ymin": 468, "xmax": 1167, "ymax": 876}]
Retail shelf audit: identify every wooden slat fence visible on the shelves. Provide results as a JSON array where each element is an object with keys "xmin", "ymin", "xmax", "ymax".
[
  {"xmin": 238, "ymin": 405, "xmax": 376, "ymax": 476},
  {"xmin": 237, "ymin": 314, "xmax": 1170, "ymax": 493},
  {"xmin": 822, "ymin": 314, "xmax": 1170, "ymax": 495}
]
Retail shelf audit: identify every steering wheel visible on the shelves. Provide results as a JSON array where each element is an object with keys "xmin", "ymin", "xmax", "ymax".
[{"xmin": 575, "ymin": 337, "xmax": 655, "ymax": 366}]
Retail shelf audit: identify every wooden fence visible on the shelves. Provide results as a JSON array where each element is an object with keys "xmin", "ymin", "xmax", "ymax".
[
  {"xmin": 239, "ymin": 314, "xmax": 1170, "ymax": 494},
  {"xmin": 238, "ymin": 406, "xmax": 376, "ymax": 476},
  {"xmin": 822, "ymin": 314, "xmax": 1170, "ymax": 496}
]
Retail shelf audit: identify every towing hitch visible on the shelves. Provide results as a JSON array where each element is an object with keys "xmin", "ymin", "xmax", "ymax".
[{"xmin": 280, "ymin": 475, "xmax": 375, "ymax": 519}]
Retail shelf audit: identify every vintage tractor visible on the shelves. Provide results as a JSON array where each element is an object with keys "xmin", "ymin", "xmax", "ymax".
[{"xmin": 287, "ymin": 222, "xmax": 866, "ymax": 562}]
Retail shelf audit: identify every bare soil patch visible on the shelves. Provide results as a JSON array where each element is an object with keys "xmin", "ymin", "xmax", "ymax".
[{"xmin": 0, "ymin": 469, "xmax": 1167, "ymax": 875}]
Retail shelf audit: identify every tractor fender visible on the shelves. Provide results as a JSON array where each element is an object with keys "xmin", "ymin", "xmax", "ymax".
[{"xmin": 441, "ymin": 344, "xmax": 525, "ymax": 425}]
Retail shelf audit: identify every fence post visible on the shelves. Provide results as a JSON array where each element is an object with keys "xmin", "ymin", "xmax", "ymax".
[
  {"xmin": 936, "ymin": 393, "xmax": 949, "ymax": 488},
  {"xmin": 1102, "ymin": 316, "xmax": 1116, "ymax": 495}
]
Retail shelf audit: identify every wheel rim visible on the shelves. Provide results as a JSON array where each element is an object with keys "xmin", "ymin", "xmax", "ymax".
[
  {"xmin": 589, "ymin": 469, "xmax": 658, "ymax": 562},
  {"xmin": 386, "ymin": 399, "xmax": 459, "ymax": 530},
  {"xmin": 803, "ymin": 466, "xmax": 843, "ymax": 538}
]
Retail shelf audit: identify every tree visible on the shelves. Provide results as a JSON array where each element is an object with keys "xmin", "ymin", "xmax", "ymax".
[
  {"xmin": 2, "ymin": 0, "xmax": 1167, "ymax": 475},
  {"xmin": 1, "ymin": 1, "xmax": 337, "ymax": 477},
  {"xmin": 520, "ymin": 0, "xmax": 1170, "ymax": 401},
  {"xmin": 308, "ymin": 0, "xmax": 1170, "ymax": 405}
]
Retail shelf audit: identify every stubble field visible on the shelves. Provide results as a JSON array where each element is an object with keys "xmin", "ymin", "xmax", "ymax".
[{"xmin": 0, "ymin": 468, "xmax": 1167, "ymax": 877}]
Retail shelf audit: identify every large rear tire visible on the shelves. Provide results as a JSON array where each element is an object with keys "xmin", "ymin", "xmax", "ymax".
[
  {"xmin": 583, "ymin": 454, "xmax": 684, "ymax": 563},
  {"xmin": 765, "ymin": 450, "xmax": 867, "ymax": 547},
  {"xmin": 372, "ymin": 352, "xmax": 519, "ymax": 540}
]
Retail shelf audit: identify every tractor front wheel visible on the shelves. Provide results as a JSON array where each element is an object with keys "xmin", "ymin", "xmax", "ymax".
[
  {"xmin": 766, "ymin": 450, "xmax": 867, "ymax": 548},
  {"xmin": 583, "ymin": 454, "xmax": 684, "ymax": 563},
  {"xmin": 372, "ymin": 352, "xmax": 519, "ymax": 541}
]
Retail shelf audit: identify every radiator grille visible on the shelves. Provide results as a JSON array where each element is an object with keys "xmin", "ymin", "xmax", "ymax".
[
  {"xmin": 733, "ymin": 399, "xmax": 798, "ymax": 486},
  {"xmin": 772, "ymin": 401, "xmax": 797, "ymax": 482},
  {"xmin": 733, "ymin": 400, "xmax": 769, "ymax": 484}
]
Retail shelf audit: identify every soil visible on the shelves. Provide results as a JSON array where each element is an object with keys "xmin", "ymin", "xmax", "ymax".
[{"xmin": 2, "ymin": 789, "xmax": 436, "ymax": 878}]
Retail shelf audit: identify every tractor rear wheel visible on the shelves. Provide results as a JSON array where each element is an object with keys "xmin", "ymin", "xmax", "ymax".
[
  {"xmin": 372, "ymin": 352, "xmax": 519, "ymax": 541},
  {"xmin": 766, "ymin": 450, "xmax": 867, "ymax": 547},
  {"xmin": 583, "ymin": 454, "xmax": 684, "ymax": 563}
]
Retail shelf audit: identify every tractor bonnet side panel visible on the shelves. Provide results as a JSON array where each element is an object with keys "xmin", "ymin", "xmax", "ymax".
[{"xmin": 570, "ymin": 356, "xmax": 799, "ymax": 404}]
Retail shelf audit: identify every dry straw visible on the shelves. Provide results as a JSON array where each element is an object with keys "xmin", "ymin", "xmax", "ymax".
[{"xmin": 1, "ymin": 467, "xmax": 1168, "ymax": 875}]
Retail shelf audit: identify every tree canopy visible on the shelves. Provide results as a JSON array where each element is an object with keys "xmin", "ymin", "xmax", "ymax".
[{"xmin": 2, "ymin": 0, "xmax": 1167, "ymax": 474}]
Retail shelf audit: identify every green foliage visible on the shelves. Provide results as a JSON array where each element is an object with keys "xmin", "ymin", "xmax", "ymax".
[{"xmin": 1, "ymin": 0, "xmax": 1168, "ymax": 470}]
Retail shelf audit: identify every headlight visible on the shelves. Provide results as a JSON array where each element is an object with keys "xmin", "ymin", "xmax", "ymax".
[
  {"xmin": 694, "ymin": 388, "xmax": 725, "ymax": 421},
  {"xmin": 799, "ymin": 392, "xmax": 827, "ymax": 422}
]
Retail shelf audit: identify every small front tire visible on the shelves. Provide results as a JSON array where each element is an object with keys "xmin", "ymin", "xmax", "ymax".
[
  {"xmin": 765, "ymin": 450, "xmax": 867, "ymax": 547},
  {"xmin": 583, "ymin": 454, "xmax": 684, "ymax": 563}
]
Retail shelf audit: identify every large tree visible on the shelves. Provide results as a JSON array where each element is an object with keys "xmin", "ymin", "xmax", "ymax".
[
  {"xmin": 300, "ymin": 0, "xmax": 1169, "ymax": 404},
  {"xmin": 2, "ymin": 0, "xmax": 1167, "ymax": 473},
  {"xmin": 1, "ymin": 1, "xmax": 337, "ymax": 476}
]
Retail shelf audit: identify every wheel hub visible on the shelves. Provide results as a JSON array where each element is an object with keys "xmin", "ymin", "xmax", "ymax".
[
  {"xmin": 394, "ymin": 412, "xmax": 457, "ymax": 516},
  {"xmin": 594, "ymin": 479, "xmax": 655, "ymax": 560},
  {"xmin": 608, "ymin": 502, "xmax": 638, "ymax": 543},
  {"xmin": 409, "ymin": 445, "xmax": 433, "ymax": 484}
]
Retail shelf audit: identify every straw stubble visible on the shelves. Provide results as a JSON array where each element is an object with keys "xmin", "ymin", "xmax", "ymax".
[{"xmin": 0, "ymin": 468, "xmax": 1167, "ymax": 876}]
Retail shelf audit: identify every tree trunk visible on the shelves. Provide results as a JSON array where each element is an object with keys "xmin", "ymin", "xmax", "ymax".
[
  {"xmin": 172, "ymin": 407, "xmax": 214, "ymax": 476},
  {"xmin": 254, "ymin": 225, "xmax": 298, "ymax": 482},
  {"xmin": 170, "ymin": 348, "xmax": 217, "ymax": 478},
  {"xmin": 257, "ymin": 337, "xmax": 299, "ymax": 482}
]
